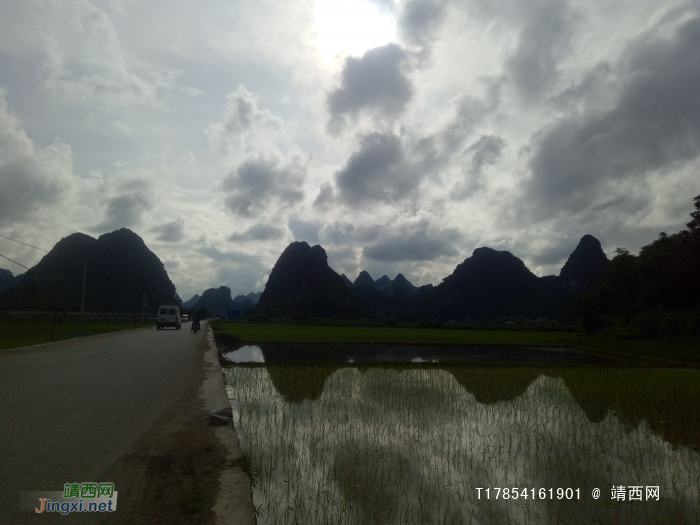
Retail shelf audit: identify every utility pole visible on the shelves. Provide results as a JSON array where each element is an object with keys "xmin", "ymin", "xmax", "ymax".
[
  {"xmin": 79, "ymin": 261, "xmax": 86, "ymax": 337},
  {"xmin": 141, "ymin": 289, "xmax": 145, "ymax": 325},
  {"xmin": 374, "ymin": 291, "xmax": 377, "ymax": 329},
  {"xmin": 51, "ymin": 278, "xmax": 63, "ymax": 342}
]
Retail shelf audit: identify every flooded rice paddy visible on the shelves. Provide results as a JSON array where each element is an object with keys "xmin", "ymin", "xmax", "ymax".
[
  {"xmin": 223, "ymin": 345, "xmax": 700, "ymax": 525},
  {"xmin": 224, "ymin": 343, "xmax": 622, "ymax": 365}
]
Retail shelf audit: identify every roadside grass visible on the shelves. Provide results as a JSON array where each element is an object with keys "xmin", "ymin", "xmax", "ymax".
[
  {"xmin": 214, "ymin": 322, "xmax": 700, "ymax": 364},
  {"xmin": 0, "ymin": 318, "xmax": 153, "ymax": 351}
]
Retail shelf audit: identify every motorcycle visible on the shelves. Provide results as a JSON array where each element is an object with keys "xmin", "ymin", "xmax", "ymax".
[{"xmin": 191, "ymin": 320, "xmax": 201, "ymax": 333}]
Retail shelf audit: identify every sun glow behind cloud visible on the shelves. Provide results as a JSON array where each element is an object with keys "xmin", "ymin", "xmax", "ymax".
[
  {"xmin": 1, "ymin": 0, "xmax": 698, "ymax": 301},
  {"xmin": 313, "ymin": 0, "xmax": 397, "ymax": 62}
]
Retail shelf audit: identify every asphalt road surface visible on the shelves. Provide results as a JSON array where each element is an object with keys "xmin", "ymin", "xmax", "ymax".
[{"xmin": 0, "ymin": 323, "xmax": 206, "ymax": 524}]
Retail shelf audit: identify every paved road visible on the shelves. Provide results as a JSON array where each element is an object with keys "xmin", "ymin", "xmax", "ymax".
[{"xmin": 0, "ymin": 323, "xmax": 206, "ymax": 523}]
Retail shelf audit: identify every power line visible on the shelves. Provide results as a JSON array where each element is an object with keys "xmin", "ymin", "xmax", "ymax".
[
  {"xmin": 0, "ymin": 252, "xmax": 139, "ymax": 308},
  {"xmin": 0, "ymin": 233, "xmax": 50, "ymax": 253},
  {"xmin": 0, "ymin": 252, "xmax": 33, "ymax": 272},
  {"xmin": 1, "ymin": 233, "xmax": 180, "ymax": 312},
  {"xmin": 1, "ymin": 251, "xmax": 77, "ymax": 285},
  {"xmin": 1, "ymin": 236, "xmax": 154, "ymax": 322},
  {"xmin": 0, "ymin": 233, "xmax": 83, "ymax": 264},
  {"xmin": 0, "ymin": 233, "xmax": 142, "ymax": 293}
]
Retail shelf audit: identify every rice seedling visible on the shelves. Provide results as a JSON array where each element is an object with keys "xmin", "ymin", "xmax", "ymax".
[{"xmin": 224, "ymin": 364, "xmax": 700, "ymax": 524}]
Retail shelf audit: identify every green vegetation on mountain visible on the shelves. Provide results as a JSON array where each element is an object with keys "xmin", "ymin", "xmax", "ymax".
[
  {"xmin": 576, "ymin": 195, "xmax": 700, "ymax": 343},
  {"xmin": 0, "ymin": 228, "xmax": 178, "ymax": 313}
]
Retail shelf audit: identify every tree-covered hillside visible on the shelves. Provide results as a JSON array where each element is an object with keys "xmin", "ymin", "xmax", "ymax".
[{"xmin": 576, "ymin": 195, "xmax": 700, "ymax": 342}]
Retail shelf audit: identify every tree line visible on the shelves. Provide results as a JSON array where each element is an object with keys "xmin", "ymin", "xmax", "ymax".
[{"xmin": 576, "ymin": 195, "xmax": 700, "ymax": 343}]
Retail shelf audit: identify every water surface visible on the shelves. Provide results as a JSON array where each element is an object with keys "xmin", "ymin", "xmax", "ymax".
[
  {"xmin": 225, "ymin": 364, "xmax": 700, "ymax": 525},
  {"xmin": 225, "ymin": 343, "xmax": 623, "ymax": 365}
]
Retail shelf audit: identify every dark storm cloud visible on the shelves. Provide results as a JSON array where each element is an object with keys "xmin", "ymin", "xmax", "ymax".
[
  {"xmin": 200, "ymin": 246, "xmax": 259, "ymax": 265},
  {"xmin": 466, "ymin": 135, "xmax": 505, "ymax": 174},
  {"xmin": 529, "ymin": 241, "xmax": 580, "ymax": 267},
  {"xmin": 335, "ymin": 132, "xmax": 425, "ymax": 206},
  {"xmin": 221, "ymin": 156, "xmax": 305, "ymax": 217},
  {"xmin": 326, "ymin": 246, "xmax": 359, "ymax": 273},
  {"xmin": 526, "ymin": 15, "xmax": 700, "ymax": 215},
  {"xmin": 440, "ymin": 81, "xmax": 502, "ymax": 152},
  {"xmin": 320, "ymin": 221, "xmax": 382, "ymax": 245},
  {"xmin": 228, "ymin": 223, "xmax": 285, "ymax": 242},
  {"xmin": 505, "ymin": 0, "xmax": 579, "ymax": 103},
  {"xmin": 333, "ymin": 88, "xmax": 503, "ymax": 206},
  {"xmin": 288, "ymin": 218, "xmax": 322, "ymax": 244},
  {"xmin": 313, "ymin": 181, "xmax": 335, "ymax": 209},
  {"xmin": 398, "ymin": 0, "xmax": 449, "ymax": 54},
  {"xmin": 0, "ymin": 145, "xmax": 71, "ymax": 225},
  {"xmin": 363, "ymin": 220, "xmax": 461, "ymax": 262},
  {"xmin": 91, "ymin": 192, "xmax": 151, "ymax": 233},
  {"xmin": 548, "ymin": 62, "xmax": 612, "ymax": 113},
  {"xmin": 327, "ymin": 44, "xmax": 413, "ymax": 133},
  {"xmin": 151, "ymin": 215, "xmax": 185, "ymax": 242},
  {"xmin": 0, "ymin": 91, "xmax": 73, "ymax": 226},
  {"xmin": 453, "ymin": 135, "xmax": 506, "ymax": 198}
]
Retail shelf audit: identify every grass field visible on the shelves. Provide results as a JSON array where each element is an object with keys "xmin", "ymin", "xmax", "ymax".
[
  {"xmin": 0, "ymin": 318, "xmax": 152, "ymax": 351},
  {"xmin": 214, "ymin": 322, "xmax": 700, "ymax": 364}
]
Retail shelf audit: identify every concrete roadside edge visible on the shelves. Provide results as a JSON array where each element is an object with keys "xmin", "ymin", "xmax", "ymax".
[{"xmin": 199, "ymin": 325, "xmax": 256, "ymax": 525}]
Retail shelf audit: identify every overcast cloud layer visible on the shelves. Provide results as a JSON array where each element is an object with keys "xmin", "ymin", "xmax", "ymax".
[{"xmin": 1, "ymin": 0, "xmax": 699, "ymax": 301}]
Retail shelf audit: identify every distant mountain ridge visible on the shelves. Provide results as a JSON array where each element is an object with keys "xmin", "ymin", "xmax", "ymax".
[
  {"xmin": 425, "ymin": 246, "xmax": 546, "ymax": 319},
  {"xmin": 346, "ymin": 270, "xmax": 419, "ymax": 297},
  {"xmin": 256, "ymin": 234, "xmax": 607, "ymax": 320},
  {"xmin": 233, "ymin": 292, "xmax": 261, "ymax": 306},
  {"xmin": 1, "ymin": 231, "xmax": 607, "ymax": 319},
  {"xmin": 182, "ymin": 294, "xmax": 201, "ymax": 309},
  {"xmin": 0, "ymin": 268, "xmax": 23, "ymax": 296},
  {"xmin": 192, "ymin": 286, "xmax": 237, "ymax": 317},
  {"xmin": 259, "ymin": 241, "xmax": 369, "ymax": 316}
]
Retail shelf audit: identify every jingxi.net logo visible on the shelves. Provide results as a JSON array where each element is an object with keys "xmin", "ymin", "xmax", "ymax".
[{"xmin": 21, "ymin": 482, "xmax": 117, "ymax": 515}]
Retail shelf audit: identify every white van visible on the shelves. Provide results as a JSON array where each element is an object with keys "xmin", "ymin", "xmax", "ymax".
[{"xmin": 157, "ymin": 305, "xmax": 181, "ymax": 330}]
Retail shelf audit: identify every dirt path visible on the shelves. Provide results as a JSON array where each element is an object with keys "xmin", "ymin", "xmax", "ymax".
[{"xmin": 96, "ymin": 328, "xmax": 255, "ymax": 525}]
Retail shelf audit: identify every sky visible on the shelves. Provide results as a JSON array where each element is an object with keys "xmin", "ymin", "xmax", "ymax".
[{"xmin": 1, "ymin": 0, "xmax": 699, "ymax": 302}]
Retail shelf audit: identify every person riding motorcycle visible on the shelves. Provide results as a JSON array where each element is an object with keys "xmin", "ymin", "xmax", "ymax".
[{"xmin": 191, "ymin": 315, "xmax": 201, "ymax": 333}]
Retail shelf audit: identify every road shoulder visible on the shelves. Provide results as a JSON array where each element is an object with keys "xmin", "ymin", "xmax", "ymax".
[
  {"xmin": 92, "ymin": 326, "xmax": 255, "ymax": 525},
  {"xmin": 201, "ymin": 326, "xmax": 256, "ymax": 525}
]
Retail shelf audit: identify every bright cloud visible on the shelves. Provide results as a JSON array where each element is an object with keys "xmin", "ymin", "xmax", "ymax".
[{"xmin": 1, "ymin": 0, "xmax": 699, "ymax": 301}]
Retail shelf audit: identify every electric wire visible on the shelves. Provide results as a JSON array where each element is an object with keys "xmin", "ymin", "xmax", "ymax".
[
  {"xmin": 0, "ymin": 250, "xmax": 144, "ymax": 311},
  {"xmin": 0, "ymin": 233, "xmax": 148, "ymax": 295},
  {"xmin": 0, "ymin": 252, "xmax": 34, "ymax": 272}
]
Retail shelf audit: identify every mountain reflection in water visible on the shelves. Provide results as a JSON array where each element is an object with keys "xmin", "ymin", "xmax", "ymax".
[
  {"xmin": 224, "ymin": 344, "xmax": 700, "ymax": 452},
  {"xmin": 225, "ymin": 364, "xmax": 700, "ymax": 525},
  {"xmin": 225, "ymin": 343, "xmax": 618, "ymax": 365}
]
